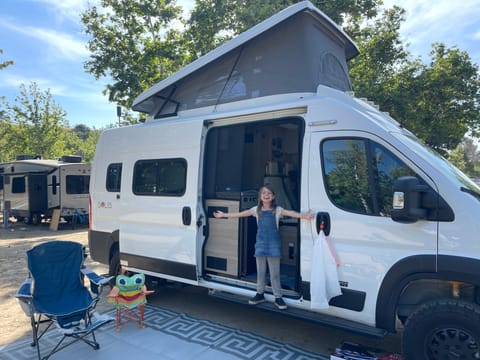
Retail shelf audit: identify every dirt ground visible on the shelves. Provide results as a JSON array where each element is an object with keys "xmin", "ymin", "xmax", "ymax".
[{"xmin": 0, "ymin": 218, "xmax": 110, "ymax": 347}]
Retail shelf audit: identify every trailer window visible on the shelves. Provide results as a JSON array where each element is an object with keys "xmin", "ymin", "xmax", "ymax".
[
  {"xmin": 66, "ymin": 175, "xmax": 90, "ymax": 194},
  {"xmin": 12, "ymin": 177, "xmax": 26, "ymax": 193},
  {"xmin": 133, "ymin": 158, "xmax": 187, "ymax": 196},
  {"xmin": 106, "ymin": 163, "xmax": 122, "ymax": 192}
]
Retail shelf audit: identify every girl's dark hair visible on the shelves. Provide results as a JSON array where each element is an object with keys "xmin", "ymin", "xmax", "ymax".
[{"xmin": 256, "ymin": 184, "xmax": 277, "ymax": 217}]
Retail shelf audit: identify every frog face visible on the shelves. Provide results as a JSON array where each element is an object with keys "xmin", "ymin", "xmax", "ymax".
[{"xmin": 115, "ymin": 273, "xmax": 145, "ymax": 292}]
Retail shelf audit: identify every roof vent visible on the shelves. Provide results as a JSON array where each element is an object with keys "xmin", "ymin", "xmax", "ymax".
[
  {"xmin": 60, "ymin": 155, "xmax": 82, "ymax": 163},
  {"xmin": 16, "ymin": 154, "xmax": 41, "ymax": 160}
]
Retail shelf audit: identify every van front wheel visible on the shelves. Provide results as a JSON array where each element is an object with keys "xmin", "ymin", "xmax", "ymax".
[{"xmin": 402, "ymin": 299, "xmax": 480, "ymax": 359}]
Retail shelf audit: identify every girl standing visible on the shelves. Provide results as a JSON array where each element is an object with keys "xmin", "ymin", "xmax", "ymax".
[{"xmin": 213, "ymin": 184, "xmax": 314, "ymax": 310}]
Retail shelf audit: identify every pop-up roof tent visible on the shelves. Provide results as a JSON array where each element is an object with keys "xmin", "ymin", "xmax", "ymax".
[{"xmin": 132, "ymin": 0, "xmax": 359, "ymax": 119}]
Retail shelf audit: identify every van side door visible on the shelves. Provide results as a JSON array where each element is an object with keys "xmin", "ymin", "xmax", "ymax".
[
  {"xmin": 118, "ymin": 121, "xmax": 203, "ymax": 285},
  {"xmin": 304, "ymin": 131, "xmax": 438, "ymax": 321}
]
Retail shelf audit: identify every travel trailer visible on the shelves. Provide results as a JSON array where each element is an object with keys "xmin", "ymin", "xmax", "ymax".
[
  {"xmin": 88, "ymin": 2, "xmax": 480, "ymax": 358},
  {"xmin": 1, "ymin": 155, "xmax": 90, "ymax": 225}
]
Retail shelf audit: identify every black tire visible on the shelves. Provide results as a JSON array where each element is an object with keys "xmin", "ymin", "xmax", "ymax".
[
  {"xmin": 22, "ymin": 215, "xmax": 31, "ymax": 225},
  {"xmin": 402, "ymin": 299, "xmax": 480, "ymax": 359},
  {"xmin": 31, "ymin": 213, "xmax": 41, "ymax": 226},
  {"xmin": 108, "ymin": 250, "xmax": 121, "ymax": 286},
  {"xmin": 144, "ymin": 275, "xmax": 166, "ymax": 291}
]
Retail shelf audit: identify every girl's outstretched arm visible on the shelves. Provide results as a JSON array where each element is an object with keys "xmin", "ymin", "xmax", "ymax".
[
  {"xmin": 213, "ymin": 209, "xmax": 252, "ymax": 219},
  {"xmin": 281, "ymin": 209, "xmax": 314, "ymax": 220}
]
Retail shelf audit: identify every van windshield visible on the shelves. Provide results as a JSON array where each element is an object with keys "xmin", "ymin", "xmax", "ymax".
[{"xmin": 394, "ymin": 132, "xmax": 480, "ymax": 199}]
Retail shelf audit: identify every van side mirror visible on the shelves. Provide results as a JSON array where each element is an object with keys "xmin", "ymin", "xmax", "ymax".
[
  {"xmin": 391, "ymin": 176, "xmax": 455, "ymax": 223},
  {"xmin": 391, "ymin": 176, "xmax": 428, "ymax": 223}
]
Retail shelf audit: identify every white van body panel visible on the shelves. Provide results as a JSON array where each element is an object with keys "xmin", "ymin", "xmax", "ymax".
[
  {"xmin": 89, "ymin": 85, "xmax": 480, "ymax": 343},
  {"xmin": 91, "ymin": 119, "xmax": 203, "ymax": 273}
]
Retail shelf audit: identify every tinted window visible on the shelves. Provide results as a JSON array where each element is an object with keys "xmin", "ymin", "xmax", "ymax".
[
  {"xmin": 133, "ymin": 159, "xmax": 187, "ymax": 196},
  {"xmin": 12, "ymin": 177, "xmax": 26, "ymax": 193},
  {"xmin": 322, "ymin": 138, "xmax": 415, "ymax": 216},
  {"xmin": 106, "ymin": 163, "xmax": 122, "ymax": 192},
  {"xmin": 66, "ymin": 175, "xmax": 90, "ymax": 194}
]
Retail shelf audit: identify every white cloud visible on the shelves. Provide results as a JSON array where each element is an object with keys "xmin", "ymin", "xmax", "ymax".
[
  {"xmin": 32, "ymin": 0, "xmax": 90, "ymax": 23},
  {"xmin": 381, "ymin": 0, "xmax": 480, "ymax": 64},
  {"xmin": 0, "ymin": 17, "xmax": 88, "ymax": 60}
]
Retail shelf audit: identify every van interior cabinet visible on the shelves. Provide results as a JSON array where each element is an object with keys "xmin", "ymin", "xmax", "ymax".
[
  {"xmin": 205, "ymin": 199, "xmax": 240, "ymax": 276},
  {"xmin": 279, "ymin": 224, "xmax": 298, "ymax": 266}
]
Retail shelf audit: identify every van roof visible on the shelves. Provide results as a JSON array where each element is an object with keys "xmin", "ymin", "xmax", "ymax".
[{"xmin": 132, "ymin": 1, "xmax": 359, "ymax": 118}]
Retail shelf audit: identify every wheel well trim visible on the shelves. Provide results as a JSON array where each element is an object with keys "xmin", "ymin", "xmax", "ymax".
[{"xmin": 376, "ymin": 254, "xmax": 480, "ymax": 332}]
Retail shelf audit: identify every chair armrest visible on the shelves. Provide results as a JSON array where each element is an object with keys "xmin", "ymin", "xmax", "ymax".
[
  {"xmin": 81, "ymin": 268, "xmax": 113, "ymax": 294},
  {"xmin": 16, "ymin": 278, "xmax": 33, "ymax": 316},
  {"xmin": 16, "ymin": 278, "xmax": 33, "ymax": 299}
]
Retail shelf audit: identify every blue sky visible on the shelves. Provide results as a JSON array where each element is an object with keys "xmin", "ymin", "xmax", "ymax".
[{"xmin": 1, "ymin": 0, "xmax": 479, "ymax": 129}]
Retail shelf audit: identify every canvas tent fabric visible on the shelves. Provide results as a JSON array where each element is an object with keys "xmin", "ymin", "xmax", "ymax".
[{"xmin": 132, "ymin": 1, "xmax": 359, "ymax": 118}]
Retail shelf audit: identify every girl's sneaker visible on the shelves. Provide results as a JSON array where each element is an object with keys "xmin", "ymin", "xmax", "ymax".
[
  {"xmin": 274, "ymin": 297, "xmax": 287, "ymax": 310},
  {"xmin": 248, "ymin": 293, "xmax": 265, "ymax": 305}
]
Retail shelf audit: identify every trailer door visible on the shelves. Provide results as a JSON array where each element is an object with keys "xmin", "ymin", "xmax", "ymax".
[{"xmin": 28, "ymin": 174, "xmax": 47, "ymax": 213}]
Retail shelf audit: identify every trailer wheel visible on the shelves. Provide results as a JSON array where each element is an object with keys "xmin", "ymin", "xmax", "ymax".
[
  {"xmin": 31, "ymin": 213, "xmax": 41, "ymax": 226},
  {"xmin": 402, "ymin": 299, "xmax": 480, "ymax": 359}
]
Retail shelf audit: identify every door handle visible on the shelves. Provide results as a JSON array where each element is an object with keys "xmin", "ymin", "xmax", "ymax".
[
  {"xmin": 315, "ymin": 212, "xmax": 330, "ymax": 235},
  {"xmin": 182, "ymin": 206, "xmax": 192, "ymax": 226}
]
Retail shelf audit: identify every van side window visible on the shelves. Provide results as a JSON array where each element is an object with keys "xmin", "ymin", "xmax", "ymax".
[
  {"xmin": 106, "ymin": 163, "xmax": 122, "ymax": 192},
  {"xmin": 66, "ymin": 175, "xmax": 90, "ymax": 194},
  {"xmin": 133, "ymin": 158, "xmax": 187, "ymax": 196},
  {"xmin": 322, "ymin": 138, "xmax": 415, "ymax": 216},
  {"xmin": 12, "ymin": 177, "xmax": 26, "ymax": 194}
]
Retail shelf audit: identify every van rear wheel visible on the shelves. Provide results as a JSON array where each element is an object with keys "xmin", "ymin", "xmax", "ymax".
[
  {"xmin": 402, "ymin": 299, "xmax": 480, "ymax": 359},
  {"xmin": 108, "ymin": 251, "xmax": 121, "ymax": 285}
]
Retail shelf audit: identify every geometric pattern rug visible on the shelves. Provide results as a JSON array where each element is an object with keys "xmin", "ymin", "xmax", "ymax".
[{"xmin": 0, "ymin": 305, "xmax": 328, "ymax": 359}]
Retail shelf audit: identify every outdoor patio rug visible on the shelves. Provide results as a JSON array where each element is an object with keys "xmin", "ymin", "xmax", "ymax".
[{"xmin": 0, "ymin": 305, "xmax": 328, "ymax": 359}]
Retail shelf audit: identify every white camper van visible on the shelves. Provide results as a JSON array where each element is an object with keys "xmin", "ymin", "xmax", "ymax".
[
  {"xmin": 1, "ymin": 155, "xmax": 90, "ymax": 225},
  {"xmin": 89, "ymin": 2, "xmax": 480, "ymax": 358}
]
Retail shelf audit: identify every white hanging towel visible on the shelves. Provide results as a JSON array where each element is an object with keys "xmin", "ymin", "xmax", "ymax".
[{"xmin": 310, "ymin": 230, "xmax": 342, "ymax": 309}]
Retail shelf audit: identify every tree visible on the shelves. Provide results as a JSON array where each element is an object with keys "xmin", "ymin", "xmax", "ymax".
[
  {"xmin": 0, "ymin": 49, "xmax": 14, "ymax": 71},
  {"xmin": 185, "ymin": 0, "xmax": 381, "ymax": 61},
  {"xmin": 349, "ymin": 9, "xmax": 480, "ymax": 155},
  {"xmin": 406, "ymin": 45, "xmax": 479, "ymax": 153},
  {"xmin": 81, "ymin": 0, "xmax": 186, "ymax": 108},
  {"xmin": 448, "ymin": 137, "xmax": 480, "ymax": 177},
  {"xmin": 0, "ymin": 83, "xmax": 71, "ymax": 161},
  {"xmin": 348, "ymin": 6, "xmax": 409, "ymax": 104},
  {"xmin": 81, "ymin": 0, "xmax": 382, "ymax": 107}
]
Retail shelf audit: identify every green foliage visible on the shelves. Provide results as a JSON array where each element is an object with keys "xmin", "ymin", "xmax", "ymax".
[
  {"xmin": 447, "ymin": 138, "xmax": 480, "ymax": 177},
  {"xmin": 448, "ymin": 144, "xmax": 468, "ymax": 174},
  {"xmin": 81, "ymin": 0, "xmax": 186, "ymax": 108},
  {"xmin": 185, "ymin": 0, "xmax": 381, "ymax": 61},
  {"xmin": 0, "ymin": 49, "xmax": 14, "ymax": 71},
  {"xmin": 349, "ymin": 8, "xmax": 480, "ymax": 156},
  {"xmin": 0, "ymin": 83, "xmax": 101, "ymax": 163},
  {"xmin": 400, "ymin": 45, "xmax": 480, "ymax": 154},
  {"xmin": 0, "ymin": 83, "xmax": 70, "ymax": 161}
]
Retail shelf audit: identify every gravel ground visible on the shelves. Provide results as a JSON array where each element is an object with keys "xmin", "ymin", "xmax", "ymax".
[{"xmin": 0, "ymin": 218, "xmax": 111, "ymax": 347}]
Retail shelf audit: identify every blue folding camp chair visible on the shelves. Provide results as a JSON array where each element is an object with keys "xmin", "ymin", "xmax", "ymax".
[{"xmin": 16, "ymin": 240, "xmax": 113, "ymax": 360}]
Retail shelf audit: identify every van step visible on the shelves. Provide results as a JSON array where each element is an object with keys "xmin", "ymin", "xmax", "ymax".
[{"xmin": 209, "ymin": 291, "xmax": 388, "ymax": 338}]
